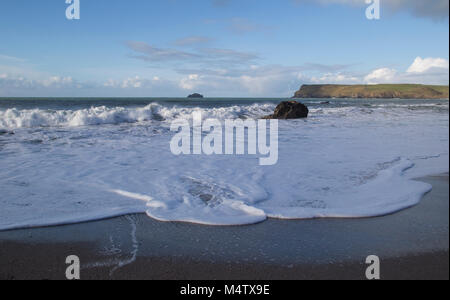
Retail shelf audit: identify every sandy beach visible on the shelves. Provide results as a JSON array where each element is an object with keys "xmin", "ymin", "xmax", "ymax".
[{"xmin": 0, "ymin": 174, "xmax": 448, "ymax": 280}]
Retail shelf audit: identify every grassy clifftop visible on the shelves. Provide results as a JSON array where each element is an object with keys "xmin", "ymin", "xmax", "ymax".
[{"xmin": 294, "ymin": 84, "xmax": 449, "ymax": 99}]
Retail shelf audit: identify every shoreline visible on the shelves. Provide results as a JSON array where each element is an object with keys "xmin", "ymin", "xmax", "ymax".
[
  {"xmin": 0, "ymin": 173, "xmax": 446, "ymax": 232},
  {"xmin": 0, "ymin": 174, "xmax": 448, "ymax": 280}
]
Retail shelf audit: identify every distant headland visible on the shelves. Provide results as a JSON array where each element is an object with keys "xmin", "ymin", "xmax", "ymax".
[
  {"xmin": 293, "ymin": 84, "xmax": 449, "ymax": 99},
  {"xmin": 187, "ymin": 93, "xmax": 204, "ymax": 99}
]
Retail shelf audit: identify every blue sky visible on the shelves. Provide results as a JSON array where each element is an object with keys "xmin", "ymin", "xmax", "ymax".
[{"xmin": 0, "ymin": 0, "xmax": 448, "ymax": 97}]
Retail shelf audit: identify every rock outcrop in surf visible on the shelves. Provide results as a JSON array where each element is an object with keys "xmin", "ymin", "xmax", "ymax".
[
  {"xmin": 263, "ymin": 101, "xmax": 309, "ymax": 119},
  {"xmin": 0, "ymin": 129, "xmax": 14, "ymax": 135}
]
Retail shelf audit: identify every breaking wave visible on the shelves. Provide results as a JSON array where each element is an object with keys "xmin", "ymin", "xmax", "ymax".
[{"xmin": 0, "ymin": 103, "xmax": 276, "ymax": 129}]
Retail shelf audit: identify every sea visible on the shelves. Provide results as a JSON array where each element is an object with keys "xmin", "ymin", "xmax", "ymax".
[{"xmin": 0, "ymin": 97, "xmax": 448, "ymax": 229}]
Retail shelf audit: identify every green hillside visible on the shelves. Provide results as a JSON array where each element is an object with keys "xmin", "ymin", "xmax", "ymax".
[{"xmin": 294, "ymin": 84, "xmax": 449, "ymax": 99}]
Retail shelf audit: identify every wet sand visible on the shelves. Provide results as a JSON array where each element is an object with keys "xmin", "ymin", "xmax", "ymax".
[{"xmin": 0, "ymin": 174, "xmax": 448, "ymax": 280}]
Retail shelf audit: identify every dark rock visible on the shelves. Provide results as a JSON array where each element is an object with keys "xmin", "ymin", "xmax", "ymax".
[
  {"xmin": 321, "ymin": 101, "xmax": 331, "ymax": 105},
  {"xmin": 263, "ymin": 101, "xmax": 309, "ymax": 119},
  {"xmin": 188, "ymin": 93, "xmax": 204, "ymax": 99},
  {"xmin": 0, "ymin": 130, "xmax": 14, "ymax": 135}
]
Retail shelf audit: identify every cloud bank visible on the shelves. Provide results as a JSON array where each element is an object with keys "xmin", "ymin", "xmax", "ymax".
[
  {"xmin": 364, "ymin": 57, "xmax": 449, "ymax": 85},
  {"xmin": 126, "ymin": 41, "xmax": 259, "ymax": 67},
  {"xmin": 1, "ymin": 57, "xmax": 448, "ymax": 97}
]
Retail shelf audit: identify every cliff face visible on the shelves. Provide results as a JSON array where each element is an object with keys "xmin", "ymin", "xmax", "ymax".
[{"xmin": 293, "ymin": 84, "xmax": 449, "ymax": 99}]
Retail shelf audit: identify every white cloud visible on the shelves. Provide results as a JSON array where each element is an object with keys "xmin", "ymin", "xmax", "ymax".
[
  {"xmin": 0, "ymin": 74, "xmax": 31, "ymax": 89},
  {"xmin": 0, "ymin": 73, "xmax": 87, "ymax": 92},
  {"xmin": 178, "ymin": 69, "xmax": 304, "ymax": 96},
  {"xmin": 122, "ymin": 76, "xmax": 143, "ymax": 88},
  {"xmin": 179, "ymin": 74, "xmax": 202, "ymax": 90},
  {"xmin": 363, "ymin": 57, "xmax": 449, "ymax": 85},
  {"xmin": 364, "ymin": 68, "xmax": 397, "ymax": 84},
  {"xmin": 103, "ymin": 76, "xmax": 164, "ymax": 89},
  {"xmin": 41, "ymin": 76, "xmax": 74, "ymax": 88},
  {"xmin": 407, "ymin": 57, "xmax": 449, "ymax": 73},
  {"xmin": 312, "ymin": 72, "xmax": 360, "ymax": 84}
]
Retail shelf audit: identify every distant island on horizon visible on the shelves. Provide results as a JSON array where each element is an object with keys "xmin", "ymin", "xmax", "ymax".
[
  {"xmin": 187, "ymin": 93, "xmax": 204, "ymax": 99},
  {"xmin": 293, "ymin": 84, "xmax": 449, "ymax": 99}
]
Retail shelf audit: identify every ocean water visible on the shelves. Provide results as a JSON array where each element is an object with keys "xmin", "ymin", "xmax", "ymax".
[{"xmin": 0, "ymin": 98, "xmax": 448, "ymax": 229}]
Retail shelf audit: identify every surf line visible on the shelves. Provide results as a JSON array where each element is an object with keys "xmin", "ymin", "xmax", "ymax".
[{"xmin": 169, "ymin": 111, "xmax": 279, "ymax": 166}]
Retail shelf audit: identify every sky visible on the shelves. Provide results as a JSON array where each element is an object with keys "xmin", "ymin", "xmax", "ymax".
[{"xmin": 0, "ymin": 0, "xmax": 448, "ymax": 97}]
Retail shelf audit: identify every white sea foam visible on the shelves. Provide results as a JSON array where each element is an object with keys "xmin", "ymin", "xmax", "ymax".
[
  {"xmin": 0, "ymin": 103, "xmax": 275, "ymax": 129},
  {"xmin": 0, "ymin": 100, "xmax": 448, "ymax": 229}
]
